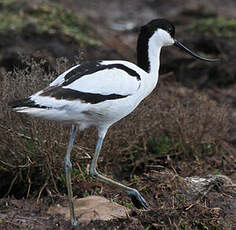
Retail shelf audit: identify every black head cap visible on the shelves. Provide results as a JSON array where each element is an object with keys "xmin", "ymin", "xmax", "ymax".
[
  {"xmin": 137, "ymin": 19, "xmax": 175, "ymax": 72},
  {"xmin": 141, "ymin": 19, "xmax": 175, "ymax": 38}
]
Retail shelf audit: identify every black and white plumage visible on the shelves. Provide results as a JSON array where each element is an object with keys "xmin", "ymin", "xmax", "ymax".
[{"xmin": 9, "ymin": 19, "xmax": 219, "ymax": 226}]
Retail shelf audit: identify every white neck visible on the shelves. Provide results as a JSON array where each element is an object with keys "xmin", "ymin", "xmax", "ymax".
[
  {"xmin": 148, "ymin": 35, "xmax": 162, "ymax": 77},
  {"xmin": 146, "ymin": 34, "xmax": 162, "ymax": 89}
]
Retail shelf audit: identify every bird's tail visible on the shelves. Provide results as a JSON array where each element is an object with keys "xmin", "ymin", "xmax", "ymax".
[
  {"xmin": 8, "ymin": 98, "xmax": 48, "ymax": 112},
  {"xmin": 8, "ymin": 97, "xmax": 69, "ymax": 121},
  {"xmin": 8, "ymin": 98, "xmax": 35, "ymax": 109}
]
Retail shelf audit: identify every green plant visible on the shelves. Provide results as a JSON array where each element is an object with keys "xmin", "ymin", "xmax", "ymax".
[
  {"xmin": 147, "ymin": 136, "xmax": 176, "ymax": 155},
  {"xmin": 188, "ymin": 17, "xmax": 236, "ymax": 37},
  {"xmin": 123, "ymin": 200, "xmax": 133, "ymax": 209},
  {"xmin": 181, "ymin": 220, "xmax": 189, "ymax": 229},
  {"xmin": 193, "ymin": 219, "xmax": 209, "ymax": 230},
  {"xmin": 83, "ymin": 190, "xmax": 90, "ymax": 197},
  {"xmin": 145, "ymin": 225, "xmax": 151, "ymax": 230},
  {"xmin": 0, "ymin": 0, "xmax": 100, "ymax": 46}
]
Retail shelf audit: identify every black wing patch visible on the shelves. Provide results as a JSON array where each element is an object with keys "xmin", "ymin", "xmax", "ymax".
[
  {"xmin": 40, "ymin": 87, "xmax": 129, "ymax": 104},
  {"xmin": 63, "ymin": 61, "xmax": 141, "ymax": 86},
  {"xmin": 8, "ymin": 98, "xmax": 49, "ymax": 109}
]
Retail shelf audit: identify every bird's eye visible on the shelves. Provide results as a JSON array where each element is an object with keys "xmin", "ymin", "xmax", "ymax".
[{"xmin": 167, "ymin": 27, "xmax": 174, "ymax": 36}]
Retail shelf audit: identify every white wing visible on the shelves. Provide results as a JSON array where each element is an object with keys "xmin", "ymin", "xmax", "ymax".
[{"xmin": 64, "ymin": 65, "xmax": 140, "ymax": 96}]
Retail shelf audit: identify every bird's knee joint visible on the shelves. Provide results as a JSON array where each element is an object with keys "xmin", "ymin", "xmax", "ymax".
[{"xmin": 64, "ymin": 158, "xmax": 72, "ymax": 170}]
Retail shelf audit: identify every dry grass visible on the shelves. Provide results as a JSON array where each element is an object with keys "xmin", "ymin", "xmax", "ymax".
[
  {"xmin": 0, "ymin": 58, "xmax": 75, "ymax": 198},
  {"xmin": 0, "ymin": 58, "xmax": 230, "ymax": 199},
  {"xmin": 156, "ymin": 87, "xmax": 229, "ymax": 154}
]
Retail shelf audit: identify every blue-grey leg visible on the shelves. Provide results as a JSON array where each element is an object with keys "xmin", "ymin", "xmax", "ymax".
[
  {"xmin": 89, "ymin": 128, "xmax": 149, "ymax": 209},
  {"xmin": 64, "ymin": 124, "xmax": 78, "ymax": 226}
]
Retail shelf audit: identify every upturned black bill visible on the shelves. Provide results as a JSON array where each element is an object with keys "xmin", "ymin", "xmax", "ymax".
[{"xmin": 174, "ymin": 39, "xmax": 221, "ymax": 62}]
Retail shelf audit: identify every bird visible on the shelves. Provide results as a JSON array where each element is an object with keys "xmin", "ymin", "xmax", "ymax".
[{"xmin": 8, "ymin": 19, "xmax": 220, "ymax": 226}]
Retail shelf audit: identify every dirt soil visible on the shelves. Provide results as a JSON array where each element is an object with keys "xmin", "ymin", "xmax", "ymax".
[{"xmin": 0, "ymin": 0, "xmax": 236, "ymax": 229}]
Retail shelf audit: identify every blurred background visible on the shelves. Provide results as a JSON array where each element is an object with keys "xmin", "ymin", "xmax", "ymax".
[{"xmin": 0, "ymin": 0, "xmax": 235, "ymax": 229}]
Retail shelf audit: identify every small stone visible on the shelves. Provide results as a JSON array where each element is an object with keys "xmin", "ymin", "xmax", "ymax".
[
  {"xmin": 184, "ymin": 174, "xmax": 233, "ymax": 194},
  {"xmin": 47, "ymin": 195, "xmax": 130, "ymax": 223}
]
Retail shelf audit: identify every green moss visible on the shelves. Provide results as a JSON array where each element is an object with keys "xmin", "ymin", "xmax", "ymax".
[
  {"xmin": 181, "ymin": 220, "xmax": 189, "ymax": 229},
  {"xmin": 147, "ymin": 136, "xmax": 177, "ymax": 155},
  {"xmin": 0, "ymin": 0, "xmax": 100, "ymax": 46},
  {"xmin": 188, "ymin": 17, "xmax": 236, "ymax": 37},
  {"xmin": 24, "ymin": 139, "xmax": 39, "ymax": 155}
]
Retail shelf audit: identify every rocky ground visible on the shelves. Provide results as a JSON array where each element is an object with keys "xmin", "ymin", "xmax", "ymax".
[{"xmin": 0, "ymin": 0, "xmax": 235, "ymax": 229}]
